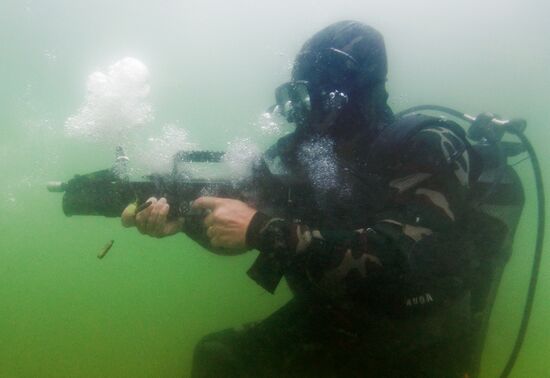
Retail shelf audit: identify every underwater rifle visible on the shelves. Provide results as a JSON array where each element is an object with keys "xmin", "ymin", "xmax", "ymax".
[{"xmin": 46, "ymin": 149, "xmax": 290, "ymax": 220}]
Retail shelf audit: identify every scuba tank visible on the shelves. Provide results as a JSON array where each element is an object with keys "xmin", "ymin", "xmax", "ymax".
[{"xmin": 394, "ymin": 105, "xmax": 545, "ymax": 378}]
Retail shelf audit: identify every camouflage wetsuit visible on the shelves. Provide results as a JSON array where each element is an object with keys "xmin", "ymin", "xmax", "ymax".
[{"xmin": 191, "ymin": 120, "xmax": 491, "ymax": 378}]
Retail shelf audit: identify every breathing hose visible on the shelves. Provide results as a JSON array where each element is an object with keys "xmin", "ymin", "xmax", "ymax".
[
  {"xmin": 397, "ymin": 105, "xmax": 545, "ymax": 378},
  {"xmin": 498, "ymin": 130, "xmax": 545, "ymax": 378}
]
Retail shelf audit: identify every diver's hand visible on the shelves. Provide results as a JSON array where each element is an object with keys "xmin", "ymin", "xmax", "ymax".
[
  {"xmin": 121, "ymin": 197, "xmax": 183, "ymax": 238},
  {"xmin": 192, "ymin": 197, "xmax": 257, "ymax": 250}
]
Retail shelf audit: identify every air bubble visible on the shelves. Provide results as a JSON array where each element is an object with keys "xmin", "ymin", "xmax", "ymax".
[
  {"xmin": 64, "ymin": 57, "xmax": 153, "ymax": 144},
  {"xmin": 223, "ymin": 137, "xmax": 261, "ymax": 178}
]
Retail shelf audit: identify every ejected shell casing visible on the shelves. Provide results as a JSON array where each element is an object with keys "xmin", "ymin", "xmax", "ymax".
[{"xmin": 97, "ymin": 240, "xmax": 114, "ymax": 259}]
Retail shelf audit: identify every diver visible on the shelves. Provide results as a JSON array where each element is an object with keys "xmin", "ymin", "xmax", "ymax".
[{"xmin": 121, "ymin": 20, "xmax": 524, "ymax": 377}]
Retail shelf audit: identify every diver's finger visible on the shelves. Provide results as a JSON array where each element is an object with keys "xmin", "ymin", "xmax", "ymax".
[
  {"xmin": 121, "ymin": 203, "xmax": 137, "ymax": 227},
  {"xmin": 204, "ymin": 211, "xmax": 215, "ymax": 228},
  {"xmin": 206, "ymin": 225, "xmax": 216, "ymax": 239},
  {"xmin": 136, "ymin": 198, "xmax": 157, "ymax": 233},
  {"xmin": 146, "ymin": 201, "xmax": 164, "ymax": 234},
  {"xmin": 192, "ymin": 196, "xmax": 223, "ymax": 211},
  {"xmin": 153, "ymin": 204, "xmax": 170, "ymax": 237},
  {"xmin": 136, "ymin": 216, "xmax": 149, "ymax": 234}
]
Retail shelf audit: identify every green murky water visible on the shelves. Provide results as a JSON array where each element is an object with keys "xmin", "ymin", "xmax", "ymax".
[{"xmin": 0, "ymin": 1, "xmax": 548, "ymax": 377}]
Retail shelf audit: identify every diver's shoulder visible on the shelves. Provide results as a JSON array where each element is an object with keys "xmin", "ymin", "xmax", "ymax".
[{"xmin": 402, "ymin": 123, "xmax": 469, "ymax": 175}]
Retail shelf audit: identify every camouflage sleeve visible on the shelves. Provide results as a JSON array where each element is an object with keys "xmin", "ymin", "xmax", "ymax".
[{"xmin": 247, "ymin": 126, "xmax": 474, "ymax": 315}]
